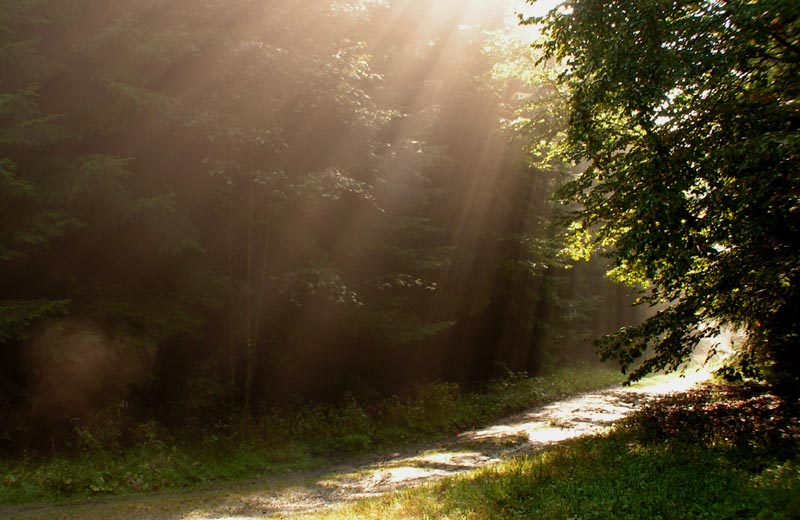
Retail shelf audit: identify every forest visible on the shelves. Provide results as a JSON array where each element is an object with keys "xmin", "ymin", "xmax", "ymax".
[
  {"xmin": 1, "ymin": 0, "xmax": 639, "ymax": 448},
  {"xmin": 1, "ymin": 0, "xmax": 798, "ymax": 517}
]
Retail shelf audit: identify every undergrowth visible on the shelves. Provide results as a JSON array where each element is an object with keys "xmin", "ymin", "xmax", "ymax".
[
  {"xmin": 0, "ymin": 364, "xmax": 622, "ymax": 505},
  {"xmin": 314, "ymin": 382, "xmax": 800, "ymax": 519}
]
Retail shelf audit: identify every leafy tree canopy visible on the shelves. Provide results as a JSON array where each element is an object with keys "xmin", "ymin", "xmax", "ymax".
[{"xmin": 528, "ymin": 0, "xmax": 800, "ymax": 386}]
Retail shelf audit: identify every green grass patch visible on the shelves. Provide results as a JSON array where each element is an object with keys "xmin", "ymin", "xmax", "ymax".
[
  {"xmin": 0, "ymin": 364, "xmax": 622, "ymax": 505},
  {"xmin": 311, "ymin": 383, "xmax": 800, "ymax": 519}
]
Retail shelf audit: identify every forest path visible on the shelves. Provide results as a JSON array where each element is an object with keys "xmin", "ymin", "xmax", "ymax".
[{"xmin": 3, "ymin": 371, "xmax": 709, "ymax": 520}]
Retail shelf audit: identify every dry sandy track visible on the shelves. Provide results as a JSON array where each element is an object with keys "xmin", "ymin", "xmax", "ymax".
[{"xmin": 1, "ymin": 372, "xmax": 709, "ymax": 520}]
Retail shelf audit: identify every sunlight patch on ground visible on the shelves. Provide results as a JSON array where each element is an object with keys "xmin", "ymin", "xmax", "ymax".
[
  {"xmin": 630, "ymin": 367, "xmax": 713, "ymax": 395},
  {"xmin": 319, "ymin": 449, "xmax": 503, "ymax": 497},
  {"xmin": 180, "ymin": 372, "xmax": 712, "ymax": 520},
  {"xmin": 462, "ymin": 392, "xmax": 638, "ymax": 448}
]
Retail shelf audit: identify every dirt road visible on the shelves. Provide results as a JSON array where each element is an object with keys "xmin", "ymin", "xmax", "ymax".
[{"xmin": 2, "ymin": 371, "xmax": 708, "ymax": 520}]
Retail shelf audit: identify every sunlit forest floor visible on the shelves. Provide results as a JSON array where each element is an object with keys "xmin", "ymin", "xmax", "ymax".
[
  {"xmin": 0, "ymin": 366, "xmax": 623, "ymax": 511},
  {"xmin": 310, "ymin": 381, "xmax": 799, "ymax": 520},
  {"xmin": 2, "ymin": 367, "xmax": 781, "ymax": 520}
]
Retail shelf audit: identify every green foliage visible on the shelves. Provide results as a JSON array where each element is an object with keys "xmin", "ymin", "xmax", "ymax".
[
  {"xmin": 0, "ymin": 299, "xmax": 69, "ymax": 343},
  {"xmin": 0, "ymin": 365, "xmax": 620, "ymax": 505},
  {"xmin": 313, "ymin": 383, "xmax": 800, "ymax": 519},
  {"xmin": 91, "ymin": 298, "xmax": 204, "ymax": 348},
  {"xmin": 527, "ymin": 0, "xmax": 800, "ymax": 384},
  {"xmin": 0, "ymin": 0, "xmax": 206, "ymax": 371},
  {"xmin": 0, "ymin": 0, "xmax": 637, "ymax": 459}
]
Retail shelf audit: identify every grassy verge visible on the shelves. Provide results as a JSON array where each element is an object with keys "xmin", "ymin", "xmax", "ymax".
[
  {"xmin": 311, "ymin": 382, "xmax": 800, "ymax": 520},
  {"xmin": 0, "ymin": 364, "xmax": 622, "ymax": 505}
]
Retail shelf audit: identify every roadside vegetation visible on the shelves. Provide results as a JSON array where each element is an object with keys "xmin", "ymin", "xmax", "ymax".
[
  {"xmin": 0, "ymin": 364, "xmax": 622, "ymax": 505},
  {"xmin": 310, "ymin": 381, "xmax": 800, "ymax": 520}
]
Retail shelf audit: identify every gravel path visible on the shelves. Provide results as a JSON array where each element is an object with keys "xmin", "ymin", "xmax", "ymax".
[{"xmin": 2, "ymin": 371, "xmax": 709, "ymax": 520}]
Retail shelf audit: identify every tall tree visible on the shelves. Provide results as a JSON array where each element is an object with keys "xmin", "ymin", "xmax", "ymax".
[
  {"xmin": 0, "ymin": 0, "xmax": 209, "ymax": 429},
  {"xmin": 0, "ymin": 2, "xmax": 75, "ymax": 345},
  {"xmin": 529, "ymin": 0, "xmax": 800, "ymax": 388}
]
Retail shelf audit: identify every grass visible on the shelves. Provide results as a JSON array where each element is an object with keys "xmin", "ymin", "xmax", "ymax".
[
  {"xmin": 0, "ymin": 363, "xmax": 623, "ymax": 505},
  {"xmin": 307, "ymin": 382, "xmax": 800, "ymax": 520}
]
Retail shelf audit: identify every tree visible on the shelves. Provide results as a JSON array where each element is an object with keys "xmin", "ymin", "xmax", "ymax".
[
  {"xmin": 180, "ymin": 0, "xmax": 394, "ymax": 409},
  {"xmin": 0, "ymin": 0, "xmax": 211, "ymax": 436},
  {"xmin": 528, "ymin": 0, "xmax": 800, "ymax": 388},
  {"xmin": 1, "ymin": 0, "xmax": 649, "ymax": 449}
]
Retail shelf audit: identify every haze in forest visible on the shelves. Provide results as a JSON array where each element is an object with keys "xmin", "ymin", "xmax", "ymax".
[
  {"xmin": 1, "ymin": 0, "xmax": 640, "ymax": 455},
  {"xmin": 3, "ymin": 0, "xmax": 798, "ymax": 513}
]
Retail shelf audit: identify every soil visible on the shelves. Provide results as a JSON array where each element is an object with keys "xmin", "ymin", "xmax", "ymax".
[{"xmin": 0, "ymin": 371, "xmax": 709, "ymax": 520}]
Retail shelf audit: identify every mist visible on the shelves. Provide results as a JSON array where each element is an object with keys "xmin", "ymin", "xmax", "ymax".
[
  {"xmin": 0, "ymin": 0, "xmax": 643, "ymax": 452},
  {"xmin": 25, "ymin": 321, "xmax": 150, "ymax": 423}
]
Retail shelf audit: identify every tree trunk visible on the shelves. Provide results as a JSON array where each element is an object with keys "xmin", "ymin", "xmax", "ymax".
[
  {"xmin": 227, "ymin": 186, "xmax": 237, "ymax": 405},
  {"xmin": 243, "ymin": 174, "xmax": 255, "ymax": 413}
]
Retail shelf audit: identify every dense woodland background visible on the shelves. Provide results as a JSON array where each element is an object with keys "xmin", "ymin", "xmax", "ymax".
[{"xmin": 0, "ymin": 0, "xmax": 641, "ymax": 452}]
